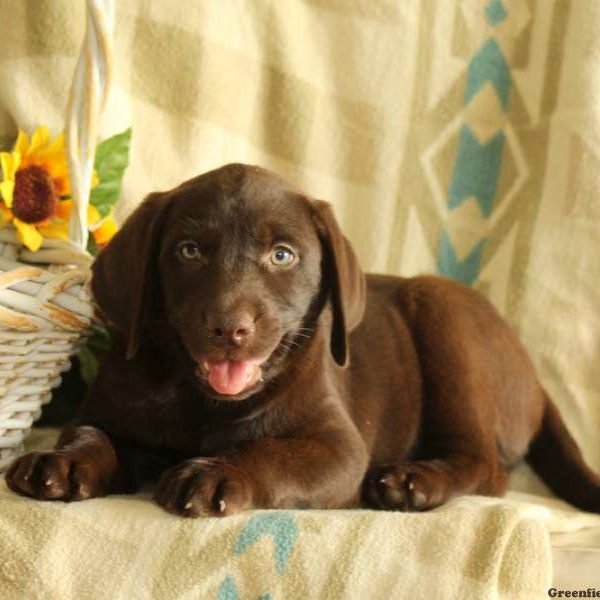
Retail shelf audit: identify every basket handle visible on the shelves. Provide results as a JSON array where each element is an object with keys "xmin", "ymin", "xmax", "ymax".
[{"xmin": 65, "ymin": 0, "xmax": 115, "ymax": 251}]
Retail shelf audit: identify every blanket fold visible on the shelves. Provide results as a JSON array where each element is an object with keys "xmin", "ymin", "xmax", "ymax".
[{"xmin": 0, "ymin": 477, "xmax": 553, "ymax": 600}]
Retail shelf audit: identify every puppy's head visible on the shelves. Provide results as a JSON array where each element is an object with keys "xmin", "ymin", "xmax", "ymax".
[{"xmin": 92, "ymin": 163, "xmax": 365, "ymax": 400}]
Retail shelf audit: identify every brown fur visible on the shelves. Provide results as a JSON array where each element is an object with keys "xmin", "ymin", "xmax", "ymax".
[{"xmin": 6, "ymin": 164, "xmax": 600, "ymax": 515}]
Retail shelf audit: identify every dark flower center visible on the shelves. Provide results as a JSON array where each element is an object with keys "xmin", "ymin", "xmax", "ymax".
[{"xmin": 13, "ymin": 165, "xmax": 59, "ymax": 224}]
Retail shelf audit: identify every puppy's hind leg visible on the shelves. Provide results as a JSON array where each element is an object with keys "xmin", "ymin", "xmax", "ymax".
[
  {"xmin": 364, "ymin": 453, "xmax": 508, "ymax": 511},
  {"xmin": 363, "ymin": 371, "xmax": 508, "ymax": 511},
  {"xmin": 363, "ymin": 353, "xmax": 508, "ymax": 510},
  {"xmin": 363, "ymin": 276, "xmax": 525, "ymax": 511}
]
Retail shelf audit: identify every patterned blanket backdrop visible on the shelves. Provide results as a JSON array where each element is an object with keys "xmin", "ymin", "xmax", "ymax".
[{"xmin": 1, "ymin": 1, "xmax": 600, "ymax": 599}]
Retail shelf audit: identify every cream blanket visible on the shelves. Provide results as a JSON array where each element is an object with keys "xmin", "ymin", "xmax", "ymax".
[
  {"xmin": 1, "ymin": 429, "xmax": 600, "ymax": 599},
  {"xmin": 1, "ymin": 1, "xmax": 600, "ymax": 597},
  {"xmin": 0, "ymin": 480, "xmax": 554, "ymax": 600}
]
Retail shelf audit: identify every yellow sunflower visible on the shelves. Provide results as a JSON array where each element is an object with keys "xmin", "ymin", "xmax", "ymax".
[
  {"xmin": 38, "ymin": 200, "xmax": 118, "ymax": 248},
  {"xmin": 89, "ymin": 207, "xmax": 118, "ymax": 247},
  {"xmin": 0, "ymin": 127, "xmax": 113, "ymax": 251}
]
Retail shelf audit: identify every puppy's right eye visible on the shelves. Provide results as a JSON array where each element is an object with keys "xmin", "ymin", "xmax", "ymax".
[{"xmin": 178, "ymin": 242, "xmax": 202, "ymax": 261}]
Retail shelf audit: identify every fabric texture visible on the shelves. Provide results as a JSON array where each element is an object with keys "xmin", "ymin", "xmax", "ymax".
[
  {"xmin": 0, "ymin": 430, "xmax": 558, "ymax": 600},
  {"xmin": 0, "ymin": 490, "xmax": 554, "ymax": 600},
  {"xmin": 1, "ymin": 0, "xmax": 600, "ymax": 598}
]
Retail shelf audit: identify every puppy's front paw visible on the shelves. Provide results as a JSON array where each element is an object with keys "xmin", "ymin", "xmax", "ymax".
[
  {"xmin": 364, "ymin": 461, "xmax": 450, "ymax": 511},
  {"xmin": 5, "ymin": 451, "xmax": 108, "ymax": 501},
  {"xmin": 153, "ymin": 458, "xmax": 253, "ymax": 517}
]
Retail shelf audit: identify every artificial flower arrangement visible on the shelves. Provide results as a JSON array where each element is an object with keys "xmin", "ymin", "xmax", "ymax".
[
  {"xmin": 0, "ymin": 126, "xmax": 130, "ymax": 253},
  {"xmin": 0, "ymin": 126, "xmax": 131, "ymax": 423}
]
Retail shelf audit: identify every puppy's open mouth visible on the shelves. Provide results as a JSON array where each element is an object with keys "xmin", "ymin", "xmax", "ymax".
[{"xmin": 195, "ymin": 357, "xmax": 265, "ymax": 396}]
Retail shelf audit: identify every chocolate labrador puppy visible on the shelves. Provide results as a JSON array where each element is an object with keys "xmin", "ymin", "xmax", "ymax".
[{"xmin": 6, "ymin": 163, "xmax": 600, "ymax": 515}]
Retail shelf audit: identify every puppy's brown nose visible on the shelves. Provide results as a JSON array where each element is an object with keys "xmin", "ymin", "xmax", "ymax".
[{"xmin": 207, "ymin": 314, "xmax": 255, "ymax": 347}]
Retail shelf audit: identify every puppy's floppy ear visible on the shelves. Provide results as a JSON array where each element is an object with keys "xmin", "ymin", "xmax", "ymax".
[
  {"xmin": 312, "ymin": 200, "xmax": 366, "ymax": 367},
  {"xmin": 92, "ymin": 192, "xmax": 171, "ymax": 359}
]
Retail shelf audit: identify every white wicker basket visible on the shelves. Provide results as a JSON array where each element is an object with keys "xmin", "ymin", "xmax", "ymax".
[{"xmin": 0, "ymin": 0, "xmax": 114, "ymax": 471}]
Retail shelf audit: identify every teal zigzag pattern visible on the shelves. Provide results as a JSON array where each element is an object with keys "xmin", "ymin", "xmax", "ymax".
[
  {"xmin": 447, "ymin": 126, "xmax": 505, "ymax": 218},
  {"xmin": 485, "ymin": 0, "xmax": 508, "ymax": 27},
  {"xmin": 217, "ymin": 512, "xmax": 299, "ymax": 600},
  {"xmin": 234, "ymin": 512, "xmax": 299, "ymax": 575},
  {"xmin": 464, "ymin": 38, "xmax": 512, "ymax": 109},
  {"xmin": 438, "ymin": 1, "xmax": 512, "ymax": 286},
  {"xmin": 437, "ymin": 231, "xmax": 486, "ymax": 287}
]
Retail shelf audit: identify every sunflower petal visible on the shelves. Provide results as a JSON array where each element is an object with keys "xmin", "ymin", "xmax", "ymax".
[
  {"xmin": 1, "ymin": 152, "xmax": 21, "ymax": 181},
  {"xmin": 27, "ymin": 130, "xmax": 70, "ymax": 196},
  {"xmin": 37, "ymin": 132, "xmax": 65, "ymax": 162},
  {"xmin": 87, "ymin": 204, "xmax": 101, "ymax": 226},
  {"xmin": 0, "ymin": 205, "xmax": 13, "ymax": 227},
  {"xmin": 92, "ymin": 214, "xmax": 118, "ymax": 246},
  {"xmin": 46, "ymin": 160, "xmax": 69, "ymax": 179},
  {"xmin": 55, "ymin": 200, "xmax": 73, "ymax": 221},
  {"xmin": 54, "ymin": 173, "xmax": 71, "ymax": 197},
  {"xmin": 28, "ymin": 127, "xmax": 50, "ymax": 157},
  {"xmin": 14, "ymin": 130, "xmax": 29, "ymax": 156},
  {"xmin": 0, "ymin": 181, "xmax": 14, "ymax": 207},
  {"xmin": 14, "ymin": 219, "xmax": 43, "ymax": 252},
  {"xmin": 38, "ymin": 221, "xmax": 69, "ymax": 240}
]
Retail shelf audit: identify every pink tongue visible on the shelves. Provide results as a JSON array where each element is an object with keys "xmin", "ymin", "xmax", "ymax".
[{"xmin": 207, "ymin": 360, "xmax": 258, "ymax": 395}]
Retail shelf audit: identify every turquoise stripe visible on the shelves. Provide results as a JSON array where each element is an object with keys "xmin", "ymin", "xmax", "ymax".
[
  {"xmin": 438, "ymin": 19, "xmax": 513, "ymax": 284},
  {"xmin": 217, "ymin": 576, "xmax": 240, "ymax": 600},
  {"xmin": 448, "ymin": 125, "xmax": 505, "ymax": 218},
  {"xmin": 437, "ymin": 231, "xmax": 486, "ymax": 286},
  {"xmin": 464, "ymin": 38, "xmax": 512, "ymax": 109},
  {"xmin": 486, "ymin": 0, "xmax": 508, "ymax": 26},
  {"xmin": 234, "ymin": 512, "xmax": 299, "ymax": 576}
]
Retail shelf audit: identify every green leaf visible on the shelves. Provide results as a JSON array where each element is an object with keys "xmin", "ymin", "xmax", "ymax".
[
  {"xmin": 77, "ymin": 325, "xmax": 114, "ymax": 385},
  {"xmin": 86, "ymin": 325, "xmax": 113, "ymax": 353},
  {"xmin": 86, "ymin": 233, "xmax": 99, "ymax": 256},
  {"xmin": 78, "ymin": 344, "xmax": 99, "ymax": 386},
  {"xmin": 90, "ymin": 128, "xmax": 132, "ymax": 217}
]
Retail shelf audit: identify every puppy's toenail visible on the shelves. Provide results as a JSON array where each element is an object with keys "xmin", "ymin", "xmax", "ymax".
[
  {"xmin": 412, "ymin": 490, "xmax": 427, "ymax": 508},
  {"xmin": 379, "ymin": 474, "xmax": 395, "ymax": 487},
  {"xmin": 383, "ymin": 486, "xmax": 405, "ymax": 506},
  {"xmin": 44, "ymin": 479, "xmax": 53, "ymax": 486},
  {"xmin": 407, "ymin": 480, "xmax": 414, "ymax": 491},
  {"xmin": 218, "ymin": 499, "xmax": 226, "ymax": 512},
  {"xmin": 184, "ymin": 501, "xmax": 193, "ymax": 510}
]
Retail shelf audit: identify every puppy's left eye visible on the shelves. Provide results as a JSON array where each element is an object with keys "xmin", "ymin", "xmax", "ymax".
[
  {"xmin": 270, "ymin": 245, "xmax": 296, "ymax": 268},
  {"xmin": 178, "ymin": 242, "xmax": 202, "ymax": 261}
]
